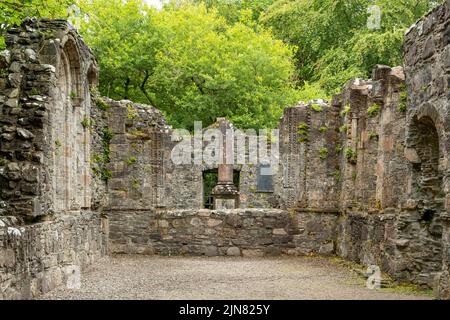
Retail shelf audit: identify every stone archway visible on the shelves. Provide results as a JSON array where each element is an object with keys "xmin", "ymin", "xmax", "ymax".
[
  {"xmin": 403, "ymin": 111, "xmax": 445, "ymax": 287},
  {"xmin": 52, "ymin": 37, "xmax": 89, "ymax": 212},
  {"xmin": 410, "ymin": 115, "xmax": 444, "ymax": 216}
]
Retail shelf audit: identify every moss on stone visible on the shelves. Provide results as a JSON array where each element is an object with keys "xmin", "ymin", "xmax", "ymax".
[{"xmin": 367, "ymin": 104, "xmax": 380, "ymax": 117}]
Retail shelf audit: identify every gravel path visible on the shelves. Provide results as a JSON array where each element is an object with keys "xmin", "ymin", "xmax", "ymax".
[{"xmin": 39, "ymin": 255, "xmax": 431, "ymax": 300}]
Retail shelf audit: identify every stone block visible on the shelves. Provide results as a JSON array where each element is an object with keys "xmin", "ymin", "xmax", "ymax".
[
  {"xmin": 242, "ymin": 249, "xmax": 264, "ymax": 257},
  {"xmin": 204, "ymin": 246, "xmax": 218, "ymax": 256},
  {"xmin": 226, "ymin": 247, "xmax": 241, "ymax": 256},
  {"xmin": 207, "ymin": 218, "xmax": 222, "ymax": 227},
  {"xmin": 273, "ymin": 228, "xmax": 287, "ymax": 235}
]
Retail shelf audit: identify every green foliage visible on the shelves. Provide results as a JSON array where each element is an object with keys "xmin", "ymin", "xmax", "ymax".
[
  {"xmin": 339, "ymin": 124, "xmax": 348, "ymax": 133},
  {"xmin": 0, "ymin": 0, "xmax": 74, "ymax": 48},
  {"xmin": 55, "ymin": 139, "xmax": 62, "ymax": 156},
  {"xmin": 297, "ymin": 122, "xmax": 309, "ymax": 142},
  {"xmin": 335, "ymin": 144, "xmax": 343, "ymax": 153},
  {"xmin": 261, "ymin": 0, "xmax": 437, "ymax": 94},
  {"xmin": 333, "ymin": 170, "xmax": 341, "ymax": 182},
  {"xmin": 95, "ymin": 97, "xmax": 110, "ymax": 111},
  {"xmin": 191, "ymin": 0, "xmax": 274, "ymax": 25},
  {"xmin": 352, "ymin": 171, "xmax": 357, "ymax": 181},
  {"xmin": 127, "ymin": 104, "xmax": 139, "ymax": 120},
  {"xmin": 92, "ymin": 127, "xmax": 113, "ymax": 182},
  {"xmin": 319, "ymin": 147, "xmax": 328, "ymax": 160},
  {"xmin": 310, "ymin": 104, "xmax": 323, "ymax": 112},
  {"xmin": 78, "ymin": 0, "xmax": 298, "ymax": 130},
  {"xmin": 81, "ymin": 117, "xmax": 90, "ymax": 128},
  {"xmin": 345, "ymin": 148, "xmax": 357, "ymax": 164},
  {"xmin": 69, "ymin": 90, "xmax": 77, "ymax": 99},
  {"xmin": 398, "ymin": 83, "xmax": 408, "ymax": 112},
  {"xmin": 296, "ymin": 81, "xmax": 330, "ymax": 102},
  {"xmin": 340, "ymin": 105, "xmax": 350, "ymax": 117},
  {"xmin": 368, "ymin": 131, "xmax": 379, "ymax": 140},
  {"xmin": 319, "ymin": 126, "xmax": 328, "ymax": 133},
  {"xmin": 132, "ymin": 179, "xmax": 140, "ymax": 190},
  {"xmin": 367, "ymin": 103, "xmax": 380, "ymax": 117},
  {"xmin": 125, "ymin": 156, "xmax": 137, "ymax": 165},
  {"xmin": 28, "ymin": 88, "xmax": 41, "ymax": 96},
  {"xmin": 128, "ymin": 128, "xmax": 147, "ymax": 139},
  {"xmin": 0, "ymin": 157, "xmax": 8, "ymax": 166}
]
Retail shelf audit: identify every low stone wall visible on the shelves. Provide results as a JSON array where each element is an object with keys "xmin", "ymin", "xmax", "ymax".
[
  {"xmin": 0, "ymin": 212, "xmax": 106, "ymax": 299},
  {"xmin": 108, "ymin": 209, "xmax": 301, "ymax": 256},
  {"xmin": 336, "ymin": 210, "xmax": 446, "ymax": 289},
  {"xmin": 336, "ymin": 212, "xmax": 397, "ymax": 276},
  {"xmin": 108, "ymin": 208, "xmax": 341, "ymax": 258},
  {"xmin": 294, "ymin": 211, "xmax": 338, "ymax": 255}
]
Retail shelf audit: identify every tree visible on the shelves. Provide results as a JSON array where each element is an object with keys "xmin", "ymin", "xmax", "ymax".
[
  {"xmin": 78, "ymin": 0, "xmax": 161, "ymax": 104},
  {"xmin": 261, "ymin": 0, "xmax": 438, "ymax": 94},
  {"xmin": 151, "ymin": 3, "xmax": 297, "ymax": 129},
  {"xmin": 79, "ymin": 1, "xmax": 298, "ymax": 130}
]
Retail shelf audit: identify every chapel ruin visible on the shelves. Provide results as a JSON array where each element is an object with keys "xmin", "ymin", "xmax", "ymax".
[{"xmin": 0, "ymin": 1, "xmax": 450, "ymax": 299}]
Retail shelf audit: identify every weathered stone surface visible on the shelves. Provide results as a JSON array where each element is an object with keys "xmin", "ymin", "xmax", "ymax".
[
  {"xmin": 2, "ymin": 1, "xmax": 450, "ymax": 300},
  {"xmin": 226, "ymin": 246, "xmax": 241, "ymax": 256}
]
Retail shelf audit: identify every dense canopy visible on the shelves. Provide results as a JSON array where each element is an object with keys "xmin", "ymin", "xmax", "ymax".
[{"xmin": 0, "ymin": 0, "xmax": 440, "ymax": 129}]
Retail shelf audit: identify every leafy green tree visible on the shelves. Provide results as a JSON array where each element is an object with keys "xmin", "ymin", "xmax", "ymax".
[
  {"xmin": 152, "ymin": 3, "xmax": 297, "ymax": 129},
  {"xmin": 78, "ymin": 0, "xmax": 160, "ymax": 104},
  {"xmin": 79, "ymin": 1, "xmax": 298, "ymax": 130},
  {"xmin": 189, "ymin": 0, "xmax": 274, "ymax": 25},
  {"xmin": 261, "ymin": 0, "xmax": 438, "ymax": 94}
]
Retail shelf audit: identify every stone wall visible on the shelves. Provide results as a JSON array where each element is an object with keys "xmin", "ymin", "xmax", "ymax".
[
  {"xmin": 0, "ymin": 19, "xmax": 99, "ymax": 220},
  {"xmin": 108, "ymin": 208, "xmax": 340, "ymax": 257},
  {"xmin": 1, "ymin": 1, "xmax": 449, "ymax": 300},
  {"xmin": 0, "ymin": 20, "xmax": 106, "ymax": 299},
  {"xmin": 108, "ymin": 209, "xmax": 296, "ymax": 256},
  {"xmin": 403, "ymin": 0, "xmax": 450, "ymax": 297},
  {"xmin": 0, "ymin": 212, "xmax": 106, "ymax": 299}
]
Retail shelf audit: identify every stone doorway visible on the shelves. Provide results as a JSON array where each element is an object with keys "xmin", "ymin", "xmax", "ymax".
[{"xmin": 406, "ymin": 115, "xmax": 444, "ymax": 286}]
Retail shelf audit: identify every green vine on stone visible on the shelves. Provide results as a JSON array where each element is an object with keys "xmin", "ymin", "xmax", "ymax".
[
  {"xmin": 310, "ymin": 104, "xmax": 323, "ymax": 112},
  {"xmin": 319, "ymin": 147, "xmax": 328, "ymax": 160},
  {"xmin": 340, "ymin": 105, "xmax": 350, "ymax": 117},
  {"xmin": 297, "ymin": 122, "xmax": 309, "ymax": 143},
  {"xmin": 398, "ymin": 83, "xmax": 407, "ymax": 112},
  {"xmin": 92, "ymin": 127, "xmax": 113, "ymax": 182},
  {"xmin": 367, "ymin": 104, "xmax": 380, "ymax": 117},
  {"xmin": 319, "ymin": 126, "xmax": 328, "ymax": 133},
  {"xmin": 345, "ymin": 148, "xmax": 357, "ymax": 164}
]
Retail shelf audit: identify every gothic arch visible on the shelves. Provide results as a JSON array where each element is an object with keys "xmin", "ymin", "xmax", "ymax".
[{"xmin": 52, "ymin": 36, "xmax": 90, "ymax": 212}]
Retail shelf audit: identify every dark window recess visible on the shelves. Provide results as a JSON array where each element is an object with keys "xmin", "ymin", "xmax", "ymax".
[
  {"xmin": 257, "ymin": 164, "xmax": 274, "ymax": 192},
  {"xmin": 203, "ymin": 169, "xmax": 240, "ymax": 209}
]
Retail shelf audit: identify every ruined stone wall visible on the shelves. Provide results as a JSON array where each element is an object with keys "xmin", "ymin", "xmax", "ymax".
[
  {"xmin": 0, "ymin": 212, "xmax": 106, "ymax": 299},
  {"xmin": 0, "ymin": 19, "xmax": 101, "ymax": 219},
  {"xmin": 403, "ymin": 0, "xmax": 450, "ymax": 297},
  {"xmin": 108, "ymin": 208, "xmax": 301, "ymax": 256},
  {"xmin": 0, "ymin": 20, "xmax": 106, "ymax": 299},
  {"xmin": 105, "ymin": 98, "xmax": 172, "ymax": 210}
]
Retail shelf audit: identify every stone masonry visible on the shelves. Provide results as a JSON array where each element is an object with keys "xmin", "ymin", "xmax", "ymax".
[
  {"xmin": 1, "ymin": 1, "xmax": 449, "ymax": 299},
  {"xmin": 0, "ymin": 19, "xmax": 106, "ymax": 299}
]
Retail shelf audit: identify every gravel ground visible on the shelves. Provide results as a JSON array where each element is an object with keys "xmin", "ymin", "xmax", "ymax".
[{"xmin": 39, "ymin": 255, "xmax": 431, "ymax": 300}]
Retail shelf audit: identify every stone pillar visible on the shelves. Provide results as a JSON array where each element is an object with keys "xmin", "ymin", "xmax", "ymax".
[{"xmin": 211, "ymin": 118, "xmax": 239, "ymax": 209}]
